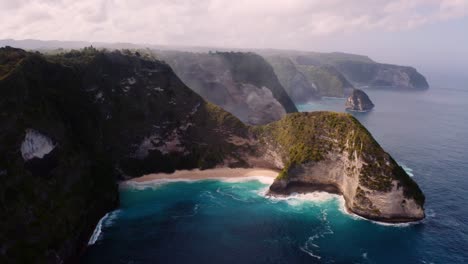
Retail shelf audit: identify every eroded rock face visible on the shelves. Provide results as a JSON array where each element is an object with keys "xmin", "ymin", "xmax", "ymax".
[
  {"xmin": 159, "ymin": 51, "xmax": 297, "ymax": 125},
  {"xmin": 20, "ymin": 129, "xmax": 56, "ymax": 161},
  {"xmin": 345, "ymin": 89, "xmax": 375, "ymax": 112},
  {"xmin": 266, "ymin": 56, "xmax": 320, "ymax": 103}
]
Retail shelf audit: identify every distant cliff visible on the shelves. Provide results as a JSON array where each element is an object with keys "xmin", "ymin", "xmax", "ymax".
[
  {"xmin": 0, "ymin": 48, "xmax": 424, "ymax": 263},
  {"xmin": 261, "ymin": 51, "xmax": 428, "ymax": 102},
  {"xmin": 334, "ymin": 61, "xmax": 429, "ymax": 90},
  {"xmin": 159, "ymin": 51, "xmax": 297, "ymax": 125}
]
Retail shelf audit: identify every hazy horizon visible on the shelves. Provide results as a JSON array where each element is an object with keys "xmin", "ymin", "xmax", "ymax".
[{"xmin": 1, "ymin": 0, "xmax": 467, "ymax": 78}]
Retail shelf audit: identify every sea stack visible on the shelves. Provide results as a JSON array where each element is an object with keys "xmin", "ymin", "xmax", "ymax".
[{"xmin": 345, "ymin": 89, "xmax": 375, "ymax": 112}]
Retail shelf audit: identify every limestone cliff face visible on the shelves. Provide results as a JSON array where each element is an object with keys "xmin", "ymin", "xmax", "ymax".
[
  {"xmin": 265, "ymin": 56, "xmax": 319, "ymax": 103},
  {"xmin": 264, "ymin": 54, "xmax": 354, "ymax": 99},
  {"xmin": 334, "ymin": 61, "xmax": 429, "ymax": 90},
  {"xmin": 159, "ymin": 51, "xmax": 297, "ymax": 125},
  {"xmin": 1, "ymin": 48, "xmax": 425, "ymax": 263},
  {"xmin": 260, "ymin": 51, "xmax": 428, "ymax": 97},
  {"xmin": 256, "ymin": 112, "xmax": 425, "ymax": 222},
  {"xmin": 345, "ymin": 89, "xmax": 375, "ymax": 112}
]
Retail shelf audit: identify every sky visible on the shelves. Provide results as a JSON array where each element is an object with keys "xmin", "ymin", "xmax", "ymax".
[{"xmin": 0, "ymin": 0, "xmax": 467, "ymax": 75}]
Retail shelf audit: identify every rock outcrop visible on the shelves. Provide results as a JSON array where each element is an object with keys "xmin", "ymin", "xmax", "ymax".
[
  {"xmin": 345, "ymin": 89, "xmax": 375, "ymax": 112},
  {"xmin": 0, "ymin": 48, "xmax": 425, "ymax": 263},
  {"xmin": 159, "ymin": 51, "xmax": 297, "ymax": 125}
]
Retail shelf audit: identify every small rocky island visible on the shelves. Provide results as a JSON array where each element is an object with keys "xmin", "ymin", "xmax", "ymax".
[{"xmin": 345, "ymin": 89, "xmax": 375, "ymax": 112}]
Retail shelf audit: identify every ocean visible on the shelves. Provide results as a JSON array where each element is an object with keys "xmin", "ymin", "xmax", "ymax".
[{"xmin": 82, "ymin": 86, "xmax": 468, "ymax": 263}]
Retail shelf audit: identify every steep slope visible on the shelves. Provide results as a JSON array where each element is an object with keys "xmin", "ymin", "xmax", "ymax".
[
  {"xmin": 262, "ymin": 53, "xmax": 355, "ymax": 98},
  {"xmin": 266, "ymin": 56, "xmax": 319, "ymax": 103},
  {"xmin": 0, "ymin": 48, "xmax": 424, "ymax": 263},
  {"xmin": 297, "ymin": 65, "xmax": 355, "ymax": 97},
  {"xmin": 0, "ymin": 48, "xmax": 251, "ymax": 263},
  {"xmin": 159, "ymin": 51, "xmax": 297, "ymax": 125}
]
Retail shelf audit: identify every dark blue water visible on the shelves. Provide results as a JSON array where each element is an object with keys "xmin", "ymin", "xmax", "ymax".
[{"xmin": 83, "ymin": 86, "xmax": 468, "ymax": 263}]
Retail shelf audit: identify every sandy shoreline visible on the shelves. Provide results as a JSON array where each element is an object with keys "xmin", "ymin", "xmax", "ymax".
[{"xmin": 127, "ymin": 168, "xmax": 280, "ymax": 183}]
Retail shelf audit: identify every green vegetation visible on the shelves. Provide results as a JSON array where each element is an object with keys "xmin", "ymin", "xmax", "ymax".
[
  {"xmin": 0, "ymin": 46, "xmax": 27, "ymax": 79},
  {"xmin": 297, "ymin": 65, "xmax": 352, "ymax": 97},
  {"xmin": 256, "ymin": 112, "xmax": 363, "ymax": 179}
]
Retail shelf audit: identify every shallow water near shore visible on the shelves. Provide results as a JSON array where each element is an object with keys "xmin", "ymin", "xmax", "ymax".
[{"xmin": 83, "ymin": 86, "xmax": 468, "ymax": 263}]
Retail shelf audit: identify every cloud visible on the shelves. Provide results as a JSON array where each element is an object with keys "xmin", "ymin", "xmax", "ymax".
[{"xmin": 0, "ymin": 0, "xmax": 467, "ymax": 48}]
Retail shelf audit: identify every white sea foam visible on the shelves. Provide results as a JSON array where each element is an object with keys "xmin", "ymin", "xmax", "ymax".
[
  {"xmin": 88, "ymin": 210, "xmax": 121, "ymax": 246},
  {"xmin": 265, "ymin": 191, "xmax": 340, "ymax": 207},
  {"xmin": 299, "ymin": 246, "xmax": 322, "ymax": 259},
  {"xmin": 120, "ymin": 178, "xmax": 199, "ymax": 190},
  {"xmin": 120, "ymin": 175, "xmax": 274, "ymax": 190},
  {"xmin": 216, "ymin": 187, "xmax": 250, "ymax": 202},
  {"xmin": 220, "ymin": 176, "xmax": 274, "ymax": 185},
  {"xmin": 336, "ymin": 198, "xmax": 422, "ymax": 227},
  {"xmin": 399, "ymin": 162, "xmax": 415, "ymax": 177},
  {"xmin": 88, "ymin": 213, "xmax": 108, "ymax": 245}
]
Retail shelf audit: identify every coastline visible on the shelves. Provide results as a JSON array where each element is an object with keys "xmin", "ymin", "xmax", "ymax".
[
  {"xmin": 126, "ymin": 168, "xmax": 280, "ymax": 183},
  {"xmin": 123, "ymin": 168, "xmax": 421, "ymax": 225}
]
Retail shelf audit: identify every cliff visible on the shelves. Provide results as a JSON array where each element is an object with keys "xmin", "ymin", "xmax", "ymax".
[
  {"xmin": 297, "ymin": 65, "xmax": 355, "ymax": 98},
  {"xmin": 256, "ymin": 112, "xmax": 424, "ymax": 222},
  {"xmin": 265, "ymin": 56, "xmax": 319, "ymax": 103},
  {"xmin": 264, "ymin": 54, "xmax": 355, "ymax": 99},
  {"xmin": 158, "ymin": 51, "xmax": 297, "ymax": 125},
  {"xmin": 0, "ymin": 48, "xmax": 424, "ymax": 263},
  {"xmin": 345, "ymin": 89, "xmax": 375, "ymax": 112},
  {"xmin": 334, "ymin": 60, "xmax": 429, "ymax": 90},
  {"xmin": 261, "ymin": 51, "xmax": 429, "ymax": 99}
]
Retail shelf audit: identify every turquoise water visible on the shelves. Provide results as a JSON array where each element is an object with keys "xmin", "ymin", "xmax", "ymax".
[{"xmin": 83, "ymin": 86, "xmax": 468, "ymax": 263}]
